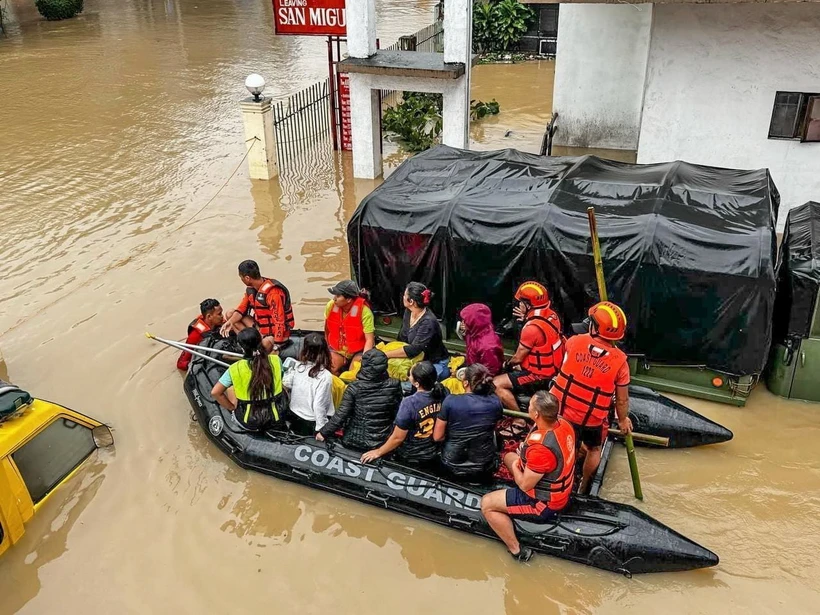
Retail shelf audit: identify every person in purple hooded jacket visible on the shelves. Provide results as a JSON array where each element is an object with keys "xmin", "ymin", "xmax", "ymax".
[{"xmin": 457, "ymin": 303, "xmax": 505, "ymax": 376}]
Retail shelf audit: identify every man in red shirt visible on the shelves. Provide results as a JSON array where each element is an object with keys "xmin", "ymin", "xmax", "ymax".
[
  {"xmin": 494, "ymin": 281, "xmax": 565, "ymax": 410},
  {"xmin": 480, "ymin": 391, "xmax": 576, "ymax": 562},
  {"xmin": 220, "ymin": 260, "xmax": 295, "ymax": 352},
  {"xmin": 177, "ymin": 299, "xmax": 225, "ymax": 370},
  {"xmin": 550, "ymin": 301, "xmax": 633, "ymax": 492}
]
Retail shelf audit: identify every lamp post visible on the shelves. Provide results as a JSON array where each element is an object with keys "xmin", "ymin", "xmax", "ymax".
[
  {"xmin": 240, "ymin": 73, "xmax": 278, "ymax": 180},
  {"xmin": 245, "ymin": 73, "xmax": 266, "ymax": 102}
]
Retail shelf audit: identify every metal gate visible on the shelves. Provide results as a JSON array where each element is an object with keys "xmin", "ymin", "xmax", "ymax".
[
  {"xmin": 272, "ymin": 78, "xmax": 332, "ymax": 170},
  {"xmin": 270, "ymin": 19, "xmax": 442, "ymax": 168}
]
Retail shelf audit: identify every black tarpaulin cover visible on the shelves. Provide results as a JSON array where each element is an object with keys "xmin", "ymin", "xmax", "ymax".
[
  {"xmin": 348, "ymin": 146, "xmax": 779, "ymax": 376},
  {"xmin": 773, "ymin": 202, "xmax": 820, "ymax": 343}
]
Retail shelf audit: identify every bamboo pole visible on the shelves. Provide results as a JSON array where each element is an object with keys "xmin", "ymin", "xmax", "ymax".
[{"xmin": 587, "ymin": 206, "xmax": 644, "ymax": 500}]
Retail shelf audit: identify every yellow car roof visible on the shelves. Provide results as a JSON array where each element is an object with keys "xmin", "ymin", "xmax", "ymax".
[{"xmin": 0, "ymin": 399, "xmax": 100, "ymax": 459}]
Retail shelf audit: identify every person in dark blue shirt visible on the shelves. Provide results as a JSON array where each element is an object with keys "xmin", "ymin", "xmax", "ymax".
[
  {"xmin": 360, "ymin": 362, "xmax": 447, "ymax": 465},
  {"xmin": 434, "ymin": 363, "xmax": 503, "ymax": 480}
]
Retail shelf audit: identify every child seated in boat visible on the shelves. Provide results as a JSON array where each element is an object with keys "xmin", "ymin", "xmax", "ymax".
[
  {"xmin": 433, "ymin": 364, "xmax": 503, "ymax": 481},
  {"xmin": 315, "ymin": 349, "xmax": 403, "ymax": 451},
  {"xmin": 177, "ymin": 299, "xmax": 225, "ymax": 371},
  {"xmin": 360, "ymin": 361, "xmax": 448, "ymax": 466}
]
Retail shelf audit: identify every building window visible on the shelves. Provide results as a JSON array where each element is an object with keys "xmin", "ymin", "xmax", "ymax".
[
  {"xmin": 11, "ymin": 418, "xmax": 96, "ymax": 504},
  {"xmin": 803, "ymin": 96, "xmax": 820, "ymax": 142},
  {"xmin": 539, "ymin": 6, "xmax": 559, "ymax": 37},
  {"xmin": 768, "ymin": 91, "xmax": 820, "ymax": 142}
]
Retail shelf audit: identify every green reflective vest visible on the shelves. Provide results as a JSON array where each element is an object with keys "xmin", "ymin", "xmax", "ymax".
[{"xmin": 228, "ymin": 355, "xmax": 283, "ymax": 424}]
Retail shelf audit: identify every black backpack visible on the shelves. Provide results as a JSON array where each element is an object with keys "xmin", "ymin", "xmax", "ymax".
[{"xmin": 0, "ymin": 381, "xmax": 33, "ymax": 423}]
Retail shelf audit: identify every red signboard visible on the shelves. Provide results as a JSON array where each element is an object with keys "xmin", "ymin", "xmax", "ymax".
[
  {"xmin": 272, "ymin": 0, "xmax": 347, "ymax": 36},
  {"xmin": 339, "ymin": 73, "xmax": 352, "ymax": 151}
]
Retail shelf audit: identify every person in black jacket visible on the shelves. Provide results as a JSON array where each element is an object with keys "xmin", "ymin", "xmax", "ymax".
[
  {"xmin": 360, "ymin": 361, "xmax": 448, "ymax": 466},
  {"xmin": 383, "ymin": 282, "xmax": 450, "ymax": 380},
  {"xmin": 315, "ymin": 348, "xmax": 402, "ymax": 451}
]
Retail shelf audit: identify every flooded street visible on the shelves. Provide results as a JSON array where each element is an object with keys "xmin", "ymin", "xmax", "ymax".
[{"xmin": 1, "ymin": 1, "xmax": 819, "ymax": 613}]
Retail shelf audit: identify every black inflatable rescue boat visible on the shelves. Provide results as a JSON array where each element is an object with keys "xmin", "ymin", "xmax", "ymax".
[
  {"xmin": 184, "ymin": 336, "xmax": 718, "ymax": 575},
  {"xmin": 515, "ymin": 381, "xmax": 733, "ymax": 449},
  {"xmin": 627, "ymin": 385, "xmax": 733, "ymax": 448}
]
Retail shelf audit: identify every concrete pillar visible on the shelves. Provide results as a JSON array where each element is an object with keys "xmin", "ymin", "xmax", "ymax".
[
  {"xmin": 552, "ymin": 4, "xmax": 653, "ymax": 151},
  {"xmin": 347, "ymin": 0, "xmax": 376, "ymax": 58},
  {"xmin": 444, "ymin": 0, "xmax": 471, "ymax": 64},
  {"xmin": 240, "ymin": 96, "xmax": 278, "ymax": 180},
  {"xmin": 349, "ymin": 74, "xmax": 382, "ymax": 179},
  {"xmin": 442, "ymin": 80, "xmax": 469, "ymax": 149},
  {"xmin": 443, "ymin": 0, "xmax": 472, "ymax": 149}
]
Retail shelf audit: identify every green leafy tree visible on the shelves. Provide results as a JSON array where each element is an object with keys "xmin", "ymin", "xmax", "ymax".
[
  {"xmin": 470, "ymin": 99, "xmax": 500, "ymax": 120},
  {"xmin": 35, "ymin": 0, "xmax": 83, "ymax": 21},
  {"xmin": 383, "ymin": 92, "xmax": 501, "ymax": 152},
  {"xmin": 472, "ymin": 0, "xmax": 535, "ymax": 53},
  {"xmin": 383, "ymin": 92, "xmax": 444, "ymax": 152},
  {"xmin": 472, "ymin": 1, "xmax": 496, "ymax": 53}
]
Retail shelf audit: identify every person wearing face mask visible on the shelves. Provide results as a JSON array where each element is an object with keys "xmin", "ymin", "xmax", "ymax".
[
  {"xmin": 383, "ymin": 282, "xmax": 450, "ymax": 381},
  {"xmin": 550, "ymin": 301, "xmax": 633, "ymax": 492},
  {"xmin": 494, "ymin": 281, "xmax": 565, "ymax": 411},
  {"xmin": 455, "ymin": 303, "xmax": 504, "ymax": 376}
]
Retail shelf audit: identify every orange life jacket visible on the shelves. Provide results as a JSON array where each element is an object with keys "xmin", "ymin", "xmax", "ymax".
[
  {"xmin": 246, "ymin": 279, "xmax": 293, "ymax": 343},
  {"xmin": 519, "ymin": 417, "xmax": 576, "ymax": 511},
  {"xmin": 550, "ymin": 333, "xmax": 628, "ymax": 427},
  {"xmin": 188, "ymin": 317, "xmax": 210, "ymax": 336},
  {"xmin": 520, "ymin": 307, "xmax": 565, "ymax": 379},
  {"xmin": 325, "ymin": 297, "xmax": 368, "ymax": 354}
]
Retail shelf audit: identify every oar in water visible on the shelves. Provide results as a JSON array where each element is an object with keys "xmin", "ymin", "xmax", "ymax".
[
  {"xmin": 145, "ymin": 332, "xmax": 230, "ymax": 368},
  {"xmin": 588, "ymin": 206, "xmax": 643, "ymax": 500},
  {"xmin": 148, "ymin": 334, "xmax": 243, "ymax": 359},
  {"xmin": 501, "ymin": 409, "xmax": 669, "ymax": 448}
]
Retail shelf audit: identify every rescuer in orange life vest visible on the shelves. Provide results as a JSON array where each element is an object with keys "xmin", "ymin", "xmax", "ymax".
[
  {"xmin": 324, "ymin": 279, "xmax": 376, "ymax": 375},
  {"xmin": 493, "ymin": 281, "xmax": 565, "ymax": 411},
  {"xmin": 177, "ymin": 298, "xmax": 225, "ymax": 371},
  {"xmin": 220, "ymin": 260, "xmax": 295, "ymax": 353},
  {"xmin": 550, "ymin": 301, "xmax": 633, "ymax": 492},
  {"xmin": 480, "ymin": 391, "xmax": 576, "ymax": 562}
]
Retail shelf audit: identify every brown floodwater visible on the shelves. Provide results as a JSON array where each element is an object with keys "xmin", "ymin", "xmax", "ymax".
[{"xmin": 1, "ymin": 1, "xmax": 819, "ymax": 614}]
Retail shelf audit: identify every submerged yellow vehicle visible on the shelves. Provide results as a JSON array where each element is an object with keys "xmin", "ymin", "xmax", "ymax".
[{"xmin": 0, "ymin": 382, "xmax": 113, "ymax": 557}]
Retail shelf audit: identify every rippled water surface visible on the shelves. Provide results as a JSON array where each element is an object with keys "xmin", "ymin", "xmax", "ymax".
[{"xmin": 1, "ymin": 1, "xmax": 819, "ymax": 613}]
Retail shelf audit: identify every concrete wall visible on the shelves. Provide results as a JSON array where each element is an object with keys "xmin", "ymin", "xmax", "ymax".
[
  {"xmin": 551, "ymin": 4, "xmax": 652, "ymax": 150},
  {"xmin": 637, "ymin": 3, "xmax": 820, "ymax": 229}
]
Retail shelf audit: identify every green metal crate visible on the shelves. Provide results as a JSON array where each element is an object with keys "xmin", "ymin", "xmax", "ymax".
[{"xmin": 375, "ymin": 317, "xmax": 755, "ymax": 407}]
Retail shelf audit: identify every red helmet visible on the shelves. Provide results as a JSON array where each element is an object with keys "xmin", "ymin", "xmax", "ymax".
[
  {"xmin": 588, "ymin": 301, "xmax": 627, "ymax": 341},
  {"xmin": 514, "ymin": 281, "xmax": 550, "ymax": 309}
]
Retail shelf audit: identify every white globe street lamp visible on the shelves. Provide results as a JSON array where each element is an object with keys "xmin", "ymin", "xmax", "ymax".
[{"xmin": 245, "ymin": 74, "xmax": 266, "ymax": 102}]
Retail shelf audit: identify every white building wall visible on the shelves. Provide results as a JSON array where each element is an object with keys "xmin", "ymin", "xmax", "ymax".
[
  {"xmin": 552, "ymin": 4, "xmax": 653, "ymax": 150},
  {"xmin": 637, "ymin": 3, "xmax": 820, "ymax": 229}
]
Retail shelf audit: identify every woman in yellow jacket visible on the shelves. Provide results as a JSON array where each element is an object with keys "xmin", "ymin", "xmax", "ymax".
[{"xmin": 211, "ymin": 328, "xmax": 286, "ymax": 431}]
